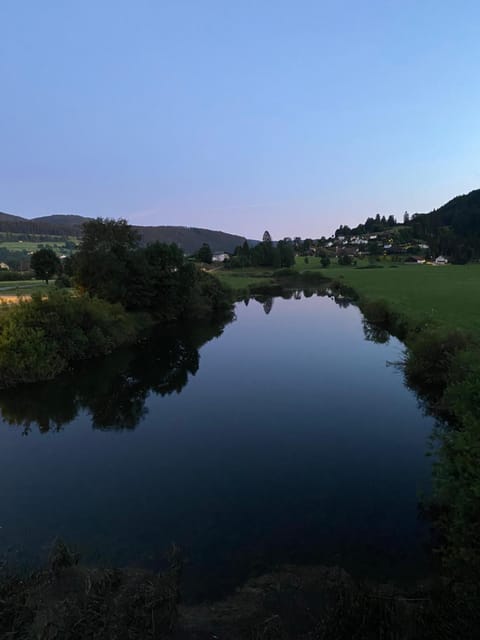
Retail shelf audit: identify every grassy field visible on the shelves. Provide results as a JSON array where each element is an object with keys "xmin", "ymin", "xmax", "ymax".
[
  {"xmin": 214, "ymin": 258, "xmax": 480, "ymax": 335},
  {"xmin": 0, "ymin": 241, "xmax": 70, "ymax": 253},
  {"xmin": 296, "ymin": 257, "xmax": 480, "ymax": 334},
  {"xmin": 214, "ymin": 268, "xmax": 275, "ymax": 293},
  {"xmin": 0, "ymin": 280, "xmax": 54, "ymax": 297}
]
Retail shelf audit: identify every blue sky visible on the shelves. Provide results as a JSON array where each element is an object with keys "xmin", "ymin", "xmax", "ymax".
[{"xmin": 1, "ymin": 1, "xmax": 479, "ymax": 239}]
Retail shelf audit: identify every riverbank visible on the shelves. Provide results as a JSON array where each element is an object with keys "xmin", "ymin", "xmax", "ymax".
[
  {"xmin": 0, "ymin": 281, "xmax": 234, "ymax": 389},
  {"xmin": 326, "ymin": 272, "xmax": 480, "ymax": 593},
  {"xmin": 216, "ymin": 259, "xmax": 480, "ymax": 333},
  {"xmin": 2, "ymin": 544, "xmax": 476, "ymax": 639},
  {"xmin": 215, "ymin": 262, "xmax": 480, "ymax": 591}
]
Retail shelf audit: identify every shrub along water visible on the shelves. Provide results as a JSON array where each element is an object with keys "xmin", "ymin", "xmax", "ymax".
[
  {"xmin": 343, "ymin": 283, "xmax": 480, "ymax": 595},
  {"xmin": 0, "ymin": 219, "xmax": 233, "ymax": 389},
  {"xmin": 404, "ymin": 331, "xmax": 480, "ymax": 587},
  {"xmin": 0, "ymin": 291, "xmax": 137, "ymax": 387}
]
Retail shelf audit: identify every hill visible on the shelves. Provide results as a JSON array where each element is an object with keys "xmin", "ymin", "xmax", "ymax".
[
  {"xmin": 32, "ymin": 214, "xmax": 93, "ymax": 229},
  {"xmin": 0, "ymin": 212, "xmax": 79, "ymax": 238},
  {"xmin": 409, "ymin": 189, "xmax": 480, "ymax": 260},
  {"xmin": 136, "ymin": 226, "xmax": 246, "ymax": 254},
  {"xmin": 0, "ymin": 211, "xmax": 247, "ymax": 254},
  {"xmin": 334, "ymin": 188, "xmax": 480, "ymax": 262}
]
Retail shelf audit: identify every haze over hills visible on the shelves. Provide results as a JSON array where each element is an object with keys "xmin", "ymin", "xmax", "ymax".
[{"xmin": 0, "ymin": 211, "xmax": 247, "ymax": 254}]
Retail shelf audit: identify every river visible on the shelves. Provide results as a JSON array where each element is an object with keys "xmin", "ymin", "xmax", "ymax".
[{"xmin": 0, "ymin": 291, "xmax": 433, "ymax": 601}]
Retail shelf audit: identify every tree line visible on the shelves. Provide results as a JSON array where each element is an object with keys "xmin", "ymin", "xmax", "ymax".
[
  {"xmin": 227, "ymin": 231, "xmax": 295, "ymax": 269},
  {"xmin": 0, "ymin": 218, "xmax": 233, "ymax": 388}
]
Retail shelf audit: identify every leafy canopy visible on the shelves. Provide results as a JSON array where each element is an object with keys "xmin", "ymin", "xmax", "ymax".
[{"xmin": 30, "ymin": 248, "xmax": 61, "ymax": 284}]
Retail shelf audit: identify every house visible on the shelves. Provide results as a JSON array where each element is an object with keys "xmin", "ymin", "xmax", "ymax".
[
  {"xmin": 212, "ymin": 252, "xmax": 230, "ymax": 263},
  {"xmin": 435, "ymin": 255, "xmax": 448, "ymax": 265}
]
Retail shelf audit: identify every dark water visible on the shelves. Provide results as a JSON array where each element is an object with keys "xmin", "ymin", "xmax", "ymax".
[{"xmin": 0, "ymin": 292, "xmax": 433, "ymax": 600}]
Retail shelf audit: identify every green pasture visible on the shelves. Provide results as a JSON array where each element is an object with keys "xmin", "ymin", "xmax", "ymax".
[
  {"xmin": 0, "ymin": 280, "xmax": 54, "ymax": 296},
  {"xmin": 214, "ymin": 268, "xmax": 274, "ymax": 293},
  {"xmin": 216, "ymin": 257, "xmax": 480, "ymax": 335},
  {"xmin": 0, "ymin": 241, "xmax": 67, "ymax": 253},
  {"xmin": 299, "ymin": 259, "xmax": 480, "ymax": 334}
]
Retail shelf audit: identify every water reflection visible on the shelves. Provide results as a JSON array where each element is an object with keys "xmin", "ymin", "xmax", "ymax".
[
  {"xmin": 0, "ymin": 292, "xmax": 434, "ymax": 595},
  {"xmin": 0, "ymin": 289, "xmax": 397, "ymax": 433},
  {"xmin": 0, "ymin": 319, "xmax": 230, "ymax": 434},
  {"xmin": 362, "ymin": 319, "xmax": 391, "ymax": 344}
]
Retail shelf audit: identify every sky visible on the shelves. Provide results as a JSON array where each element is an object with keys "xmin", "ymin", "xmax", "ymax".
[{"xmin": 1, "ymin": 1, "xmax": 479, "ymax": 239}]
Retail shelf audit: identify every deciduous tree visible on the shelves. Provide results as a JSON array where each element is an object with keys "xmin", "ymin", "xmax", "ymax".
[{"xmin": 30, "ymin": 248, "xmax": 61, "ymax": 284}]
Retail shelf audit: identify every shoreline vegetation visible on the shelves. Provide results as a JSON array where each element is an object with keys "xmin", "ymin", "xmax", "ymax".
[
  {"xmin": 0, "ymin": 219, "xmax": 234, "ymax": 388},
  {"xmin": 2, "ymin": 540, "xmax": 478, "ymax": 639},
  {"xmin": 215, "ymin": 259, "xmax": 480, "ymax": 606}
]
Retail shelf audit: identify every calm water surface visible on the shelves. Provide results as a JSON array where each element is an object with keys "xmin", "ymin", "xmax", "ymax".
[{"xmin": 0, "ymin": 293, "xmax": 433, "ymax": 600}]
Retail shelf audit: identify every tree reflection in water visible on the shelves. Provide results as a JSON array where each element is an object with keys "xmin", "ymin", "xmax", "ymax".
[
  {"xmin": 0, "ymin": 291, "xmax": 393, "ymax": 434},
  {"xmin": 0, "ymin": 318, "xmax": 231, "ymax": 434},
  {"xmin": 361, "ymin": 319, "xmax": 391, "ymax": 344}
]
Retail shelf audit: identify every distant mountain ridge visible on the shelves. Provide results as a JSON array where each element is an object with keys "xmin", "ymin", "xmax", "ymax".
[{"xmin": 0, "ymin": 211, "xmax": 247, "ymax": 253}]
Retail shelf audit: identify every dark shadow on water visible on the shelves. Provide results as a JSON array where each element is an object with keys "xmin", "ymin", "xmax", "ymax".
[
  {"xmin": 0, "ymin": 316, "xmax": 232, "ymax": 434},
  {"xmin": 0, "ymin": 288, "xmax": 366, "ymax": 433},
  {"xmin": 0, "ymin": 289, "xmax": 448, "ymax": 609},
  {"xmin": 362, "ymin": 319, "xmax": 391, "ymax": 344}
]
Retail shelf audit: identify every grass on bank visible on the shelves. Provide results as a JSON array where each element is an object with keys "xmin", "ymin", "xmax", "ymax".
[
  {"xmin": 215, "ymin": 258, "xmax": 480, "ymax": 335},
  {"xmin": 323, "ymin": 261, "xmax": 480, "ymax": 335},
  {"xmin": 215, "ymin": 257, "xmax": 480, "ymax": 585},
  {"xmin": 0, "ymin": 279, "xmax": 55, "ymax": 297},
  {"xmin": 213, "ymin": 268, "xmax": 274, "ymax": 294}
]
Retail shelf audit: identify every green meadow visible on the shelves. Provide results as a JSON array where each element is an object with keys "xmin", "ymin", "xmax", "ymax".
[
  {"xmin": 0, "ymin": 280, "xmax": 53, "ymax": 296},
  {"xmin": 214, "ymin": 268, "xmax": 274, "ymax": 293},
  {"xmin": 0, "ymin": 241, "xmax": 68, "ymax": 253},
  {"xmin": 322, "ymin": 262, "xmax": 480, "ymax": 334},
  {"xmin": 215, "ymin": 257, "xmax": 480, "ymax": 335}
]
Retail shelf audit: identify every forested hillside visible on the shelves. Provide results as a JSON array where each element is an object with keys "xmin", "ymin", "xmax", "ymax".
[
  {"xmin": 137, "ymin": 226, "xmax": 246, "ymax": 253},
  {"xmin": 334, "ymin": 188, "xmax": 480, "ymax": 262},
  {"xmin": 410, "ymin": 189, "xmax": 480, "ymax": 260},
  {"xmin": 0, "ymin": 211, "xmax": 247, "ymax": 254}
]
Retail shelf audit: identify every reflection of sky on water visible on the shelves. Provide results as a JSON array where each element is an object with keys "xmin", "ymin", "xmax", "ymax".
[{"xmin": 0, "ymin": 294, "xmax": 433, "ymax": 601}]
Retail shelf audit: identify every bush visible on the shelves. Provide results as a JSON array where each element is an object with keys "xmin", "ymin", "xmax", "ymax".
[
  {"xmin": 301, "ymin": 270, "xmax": 328, "ymax": 284},
  {"xmin": 184, "ymin": 270, "xmax": 233, "ymax": 319},
  {"xmin": 320, "ymin": 256, "xmax": 330, "ymax": 268},
  {"xmin": 403, "ymin": 330, "xmax": 470, "ymax": 408},
  {"xmin": 0, "ymin": 291, "xmax": 136, "ymax": 387},
  {"xmin": 55, "ymin": 274, "xmax": 72, "ymax": 288},
  {"xmin": 360, "ymin": 299, "xmax": 392, "ymax": 325},
  {"xmin": 338, "ymin": 254, "xmax": 353, "ymax": 266},
  {"xmin": 273, "ymin": 268, "xmax": 297, "ymax": 278}
]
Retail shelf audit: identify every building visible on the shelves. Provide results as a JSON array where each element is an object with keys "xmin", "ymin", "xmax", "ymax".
[{"xmin": 212, "ymin": 252, "xmax": 230, "ymax": 263}]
